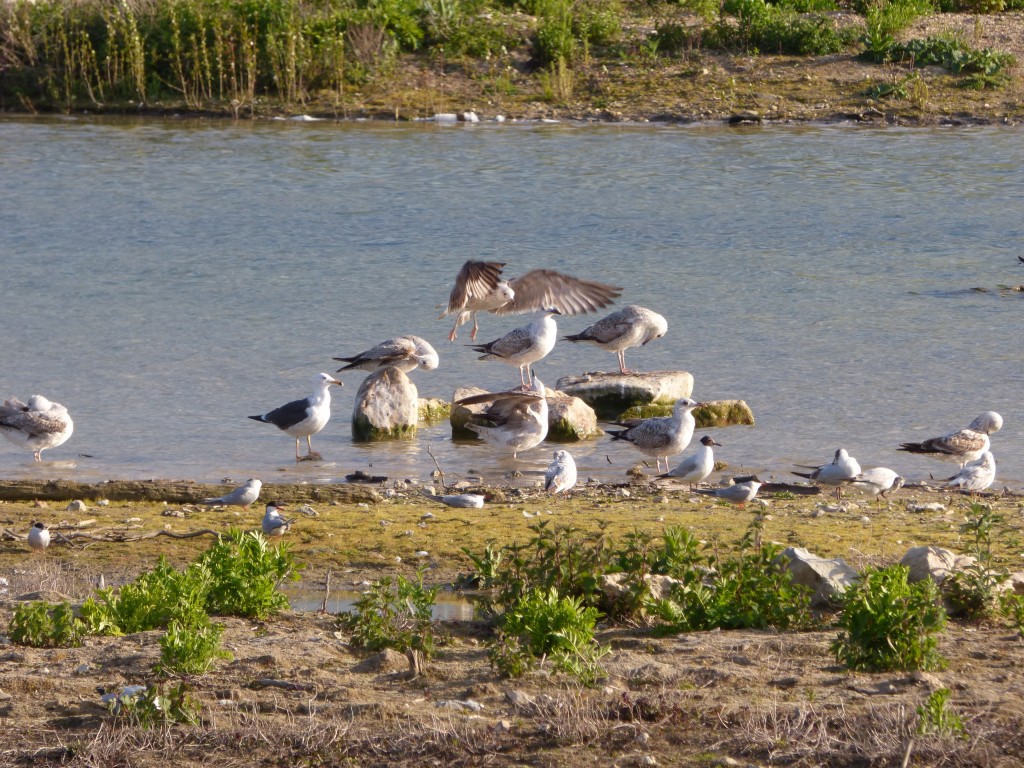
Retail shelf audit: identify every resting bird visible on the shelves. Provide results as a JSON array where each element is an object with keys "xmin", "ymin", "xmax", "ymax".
[
  {"xmin": 850, "ymin": 467, "xmax": 904, "ymax": 501},
  {"xmin": 261, "ymin": 501, "xmax": 293, "ymax": 536},
  {"xmin": 945, "ymin": 451, "xmax": 996, "ymax": 498},
  {"xmin": 563, "ymin": 305, "xmax": 667, "ymax": 375},
  {"xmin": 658, "ymin": 435, "xmax": 721, "ymax": 489},
  {"xmin": 471, "ymin": 311, "xmax": 559, "ymax": 388},
  {"xmin": 333, "ymin": 335, "xmax": 439, "ymax": 375},
  {"xmin": 697, "ymin": 478, "xmax": 763, "ymax": 508},
  {"xmin": 608, "ymin": 397, "xmax": 703, "ymax": 474},
  {"xmin": 420, "ymin": 489, "xmax": 486, "ymax": 508},
  {"xmin": 441, "ymin": 260, "xmax": 621, "ymax": 341},
  {"xmin": 898, "ymin": 411, "xmax": 1003, "ymax": 467},
  {"xmin": 544, "ymin": 449, "xmax": 578, "ymax": 494},
  {"xmin": 27, "ymin": 522, "xmax": 50, "ymax": 552},
  {"xmin": 455, "ymin": 375, "xmax": 548, "ymax": 459},
  {"xmin": 0, "ymin": 394, "xmax": 74, "ymax": 461},
  {"xmin": 203, "ymin": 478, "xmax": 263, "ymax": 508},
  {"xmin": 793, "ymin": 448, "xmax": 861, "ymax": 499},
  {"xmin": 249, "ymin": 373, "xmax": 342, "ymax": 461}
]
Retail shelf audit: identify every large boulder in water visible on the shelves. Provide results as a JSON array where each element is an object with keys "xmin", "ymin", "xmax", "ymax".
[
  {"xmin": 555, "ymin": 371, "xmax": 694, "ymax": 420},
  {"xmin": 352, "ymin": 368, "xmax": 418, "ymax": 441},
  {"xmin": 619, "ymin": 399, "xmax": 755, "ymax": 428}
]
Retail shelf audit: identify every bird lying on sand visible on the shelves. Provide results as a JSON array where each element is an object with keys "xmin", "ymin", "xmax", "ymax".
[
  {"xmin": 696, "ymin": 477, "xmax": 763, "ymax": 508},
  {"xmin": 420, "ymin": 489, "xmax": 486, "ymax": 508},
  {"xmin": 440, "ymin": 260, "xmax": 621, "ymax": 341}
]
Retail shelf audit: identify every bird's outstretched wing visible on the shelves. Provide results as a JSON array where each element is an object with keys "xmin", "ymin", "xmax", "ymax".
[{"xmin": 495, "ymin": 269, "xmax": 621, "ymax": 316}]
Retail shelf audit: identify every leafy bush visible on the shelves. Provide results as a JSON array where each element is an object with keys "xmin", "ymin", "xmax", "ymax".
[
  {"xmin": 703, "ymin": 0, "xmax": 855, "ymax": 56},
  {"xmin": 158, "ymin": 614, "xmax": 232, "ymax": 676},
  {"xmin": 10, "ymin": 600, "xmax": 84, "ymax": 648},
  {"xmin": 107, "ymin": 682, "xmax": 201, "ymax": 727},
  {"xmin": 889, "ymin": 35, "xmax": 1015, "ymax": 74},
  {"xmin": 999, "ymin": 592, "xmax": 1024, "ymax": 636},
  {"xmin": 917, "ymin": 688, "xmax": 968, "ymax": 738},
  {"xmin": 199, "ymin": 529, "xmax": 299, "ymax": 620},
  {"xmin": 341, "ymin": 570, "xmax": 439, "ymax": 658},
  {"xmin": 832, "ymin": 565, "xmax": 947, "ymax": 672},
  {"xmin": 534, "ymin": 0, "xmax": 576, "ymax": 65},
  {"xmin": 489, "ymin": 587, "xmax": 609, "ymax": 685},
  {"xmin": 944, "ymin": 506, "xmax": 1007, "ymax": 620}
]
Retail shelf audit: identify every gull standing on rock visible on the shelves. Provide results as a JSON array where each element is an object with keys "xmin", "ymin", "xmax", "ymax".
[
  {"xmin": 455, "ymin": 375, "xmax": 548, "ymax": 459},
  {"xmin": 440, "ymin": 260, "xmax": 622, "ymax": 341},
  {"xmin": 0, "ymin": 395, "xmax": 74, "ymax": 461},
  {"xmin": 471, "ymin": 310, "xmax": 559, "ymax": 388},
  {"xmin": 545, "ymin": 449, "xmax": 578, "ymax": 494},
  {"xmin": 946, "ymin": 451, "xmax": 996, "ymax": 498},
  {"xmin": 563, "ymin": 305, "xmax": 667, "ymax": 375},
  {"xmin": 658, "ymin": 435, "xmax": 721, "ymax": 489},
  {"xmin": 248, "ymin": 373, "xmax": 342, "ymax": 462},
  {"xmin": 333, "ymin": 335, "xmax": 439, "ymax": 374},
  {"xmin": 261, "ymin": 501, "xmax": 293, "ymax": 536},
  {"xmin": 793, "ymin": 448, "xmax": 862, "ymax": 499},
  {"xmin": 27, "ymin": 522, "xmax": 50, "ymax": 552},
  {"xmin": 608, "ymin": 397, "xmax": 703, "ymax": 474},
  {"xmin": 899, "ymin": 411, "xmax": 1003, "ymax": 467},
  {"xmin": 203, "ymin": 478, "xmax": 263, "ymax": 508},
  {"xmin": 697, "ymin": 478, "xmax": 763, "ymax": 508}
]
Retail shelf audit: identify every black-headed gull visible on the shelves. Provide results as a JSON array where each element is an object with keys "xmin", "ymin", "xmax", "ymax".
[{"xmin": 793, "ymin": 448, "xmax": 861, "ymax": 499}]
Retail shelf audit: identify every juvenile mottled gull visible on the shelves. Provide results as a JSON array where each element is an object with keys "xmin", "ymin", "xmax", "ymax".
[
  {"xmin": 850, "ymin": 467, "xmax": 904, "ymax": 499},
  {"xmin": 333, "ymin": 335, "xmax": 439, "ymax": 374},
  {"xmin": 441, "ymin": 260, "xmax": 622, "ymax": 341},
  {"xmin": 471, "ymin": 310, "xmax": 559, "ymax": 388},
  {"xmin": 203, "ymin": 478, "xmax": 263, "ymax": 508},
  {"xmin": 261, "ymin": 501, "xmax": 293, "ymax": 536},
  {"xmin": 248, "ymin": 373, "xmax": 342, "ymax": 462},
  {"xmin": 658, "ymin": 435, "xmax": 721, "ymax": 489},
  {"xmin": 697, "ymin": 478, "xmax": 762, "ymax": 508},
  {"xmin": 28, "ymin": 522, "xmax": 50, "ymax": 552},
  {"xmin": 899, "ymin": 411, "xmax": 1003, "ymax": 467},
  {"xmin": 609, "ymin": 397, "xmax": 703, "ymax": 474},
  {"xmin": 455, "ymin": 375, "xmax": 548, "ymax": 459},
  {"xmin": 0, "ymin": 394, "xmax": 74, "ymax": 461},
  {"xmin": 945, "ymin": 451, "xmax": 996, "ymax": 497},
  {"xmin": 793, "ymin": 448, "xmax": 862, "ymax": 499},
  {"xmin": 563, "ymin": 305, "xmax": 667, "ymax": 375},
  {"xmin": 544, "ymin": 449, "xmax": 578, "ymax": 494}
]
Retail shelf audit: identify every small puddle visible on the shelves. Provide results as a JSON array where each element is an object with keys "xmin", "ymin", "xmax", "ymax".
[{"xmin": 286, "ymin": 588, "xmax": 478, "ymax": 621}]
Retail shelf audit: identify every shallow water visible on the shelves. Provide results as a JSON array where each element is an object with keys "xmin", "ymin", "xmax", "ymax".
[
  {"xmin": 1, "ymin": 116, "xmax": 1022, "ymax": 488},
  {"xmin": 285, "ymin": 587, "xmax": 477, "ymax": 620}
]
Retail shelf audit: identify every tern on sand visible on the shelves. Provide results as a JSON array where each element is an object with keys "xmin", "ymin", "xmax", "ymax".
[
  {"xmin": 203, "ymin": 478, "xmax": 263, "ymax": 508},
  {"xmin": 27, "ymin": 522, "xmax": 50, "ymax": 552},
  {"xmin": 261, "ymin": 501, "xmax": 293, "ymax": 536}
]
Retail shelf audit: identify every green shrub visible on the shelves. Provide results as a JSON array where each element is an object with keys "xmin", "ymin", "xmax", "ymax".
[
  {"xmin": 158, "ymin": 614, "xmax": 232, "ymax": 676},
  {"xmin": 917, "ymin": 688, "xmax": 968, "ymax": 739},
  {"xmin": 999, "ymin": 592, "xmax": 1024, "ymax": 636},
  {"xmin": 945, "ymin": 506, "xmax": 1007, "ymax": 620},
  {"xmin": 10, "ymin": 600, "xmax": 84, "ymax": 648},
  {"xmin": 199, "ymin": 529, "xmax": 299, "ymax": 620},
  {"xmin": 534, "ymin": 0, "xmax": 576, "ymax": 65},
  {"xmin": 704, "ymin": 0, "xmax": 855, "ymax": 55},
  {"xmin": 108, "ymin": 682, "xmax": 201, "ymax": 727},
  {"xmin": 489, "ymin": 587, "xmax": 609, "ymax": 685},
  {"xmin": 341, "ymin": 570, "xmax": 439, "ymax": 658},
  {"xmin": 832, "ymin": 565, "xmax": 947, "ymax": 672}
]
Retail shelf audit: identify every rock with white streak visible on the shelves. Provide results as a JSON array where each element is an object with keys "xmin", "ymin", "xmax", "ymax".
[{"xmin": 777, "ymin": 547, "xmax": 859, "ymax": 607}]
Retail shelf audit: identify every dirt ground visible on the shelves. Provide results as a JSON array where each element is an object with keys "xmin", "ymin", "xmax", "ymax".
[{"xmin": 2, "ymin": 479, "xmax": 1024, "ymax": 767}]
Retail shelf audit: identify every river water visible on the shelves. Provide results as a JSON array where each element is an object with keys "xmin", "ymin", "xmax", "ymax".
[{"xmin": 1, "ymin": 116, "xmax": 1022, "ymax": 490}]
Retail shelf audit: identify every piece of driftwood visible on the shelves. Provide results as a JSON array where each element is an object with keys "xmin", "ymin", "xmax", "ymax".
[
  {"xmin": 1, "ymin": 527, "xmax": 222, "ymax": 543},
  {"xmin": 249, "ymin": 679, "xmax": 318, "ymax": 693}
]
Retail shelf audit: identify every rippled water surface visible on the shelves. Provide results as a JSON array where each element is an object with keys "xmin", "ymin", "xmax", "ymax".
[{"xmin": 1, "ymin": 116, "xmax": 1022, "ymax": 488}]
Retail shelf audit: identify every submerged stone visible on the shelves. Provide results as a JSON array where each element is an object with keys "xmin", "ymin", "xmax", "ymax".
[
  {"xmin": 555, "ymin": 371, "xmax": 694, "ymax": 419},
  {"xmin": 619, "ymin": 399, "xmax": 755, "ymax": 428}
]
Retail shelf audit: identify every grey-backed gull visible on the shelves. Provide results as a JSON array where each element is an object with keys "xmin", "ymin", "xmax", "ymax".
[{"xmin": 249, "ymin": 373, "xmax": 342, "ymax": 461}]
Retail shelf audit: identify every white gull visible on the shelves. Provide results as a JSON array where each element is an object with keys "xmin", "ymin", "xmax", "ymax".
[
  {"xmin": 945, "ymin": 451, "xmax": 996, "ymax": 497},
  {"xmin": 850, "ymin": 467, "xmax": 904, "ymax": 499},
  {"xmin": 470, "ymin": 310, "xmax": 559, "ymax": 388},
  {"xmin": 333, "ymin": 335, "xmax": 439, "ymax": 374},
  {"xmin": 455, "ymin": 375, "xmax": 548, "ymax": 459},
  {"xmin": 0, "ymin": 394, "xmax": 74, "ymax": 461},
  {"xmin": 658, "ymin": 435, "xmax": 721, "ymax": 489},
  {"xmin": 608, "ymin": 397, "xmax": 703, "ymax": 474},
  {"xmin": 697, "ymin": 478, "xmax": 763, "ymax": 508},
  {"xmin": 544, "ymin": 449, "xmax": 577, "ymax": 494},
  {"xmin": 563, "ymin": 305, "xmax": 667, "ymax": 375},
  {"xmin": 440, "ymin": 260, "xmax": 621, "ymax": 341},
  {"xmin": 249, "ymin": 373, "xmax": 342, "ymax": 462},
  {"xmin": 793, "ymin": 448, "xmax": 862, "ymax": 499}
]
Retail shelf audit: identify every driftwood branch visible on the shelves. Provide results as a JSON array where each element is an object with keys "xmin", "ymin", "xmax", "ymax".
[{"xmin": 1, "ymin": 527, "xmax": 222, "ymax": 544}]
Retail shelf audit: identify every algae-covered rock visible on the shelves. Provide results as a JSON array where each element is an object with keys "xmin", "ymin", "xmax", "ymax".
[
  {"xmin": 618, "ymin": 399, "xmax": 755, "ymax": 428},
  {"xmin": 546, "ymin": 394, "xmax": 601, "ymax": 441},
  {"xmin": 352, "ymin": 368, "xmax": 419, "ymax": 441},
  {"xmin": 555, "ymin": 371, "xmax": 694, "ymax": 419},
  {"xmin": 418, "ymin": 397, "xmax": 450, "ymax": 423}
]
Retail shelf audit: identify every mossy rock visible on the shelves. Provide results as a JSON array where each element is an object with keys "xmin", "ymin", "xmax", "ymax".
[
  {"xmin": 351, "ymin": 419, "xmax": 418, "ymax": 442},
  {"xmin": 418, "ymin": 397, "xmax": 451, "ymax": 423},
  {"xmin": 351, "ymin": 368, "xmax": 419, "ymax": 442},
  {"xmin": 618, "ymin": 399, "xmax": 755, "ymax": 428},
  {"xmin": 556, "ymin": 371, "xmax": 694, "ymax": 420}
]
